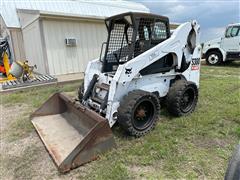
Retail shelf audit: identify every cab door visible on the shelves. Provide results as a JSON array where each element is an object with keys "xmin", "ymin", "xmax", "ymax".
[{"xmin": 221, "ymin": 25, "xmax": 240, "ymax": 52}]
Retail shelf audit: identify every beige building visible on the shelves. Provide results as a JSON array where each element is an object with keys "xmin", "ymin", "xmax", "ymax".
[
  {"xmin": 18, "ymin": 10, "xmax": 110, "ymax": 75},
  {"xmin": 1, "ymin": 0, "xmax": 179, "ymax": 76},
  {"xmin": 0, "ymin": 0, "xmax": 149, "ymax": 75}
]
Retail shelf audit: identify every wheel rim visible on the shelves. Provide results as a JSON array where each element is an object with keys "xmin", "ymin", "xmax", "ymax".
[
  {"xmin": 180, "ymin": 87, "xmax": 196, "ymax": 113},
  {"xmin": 208, "ymin": 54, "xmax": 219, "ymax": 64},
  {"xmin": 132, "ymin": 98, "xmax": 155, "ymax": 130}
]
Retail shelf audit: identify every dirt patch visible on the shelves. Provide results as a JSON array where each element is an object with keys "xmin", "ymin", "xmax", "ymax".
[
  {"xmin": 193, "ymin": 137, "xmax": 233, "ymax": 149},
  {"xmin": 129, "ymin": 163, "xmax": 164, "ymax": 179},
  {"xmin": 0, "ymin": 103, "xmax": 54, "ymax": 179},
  {"xmin": 0, "ymin": 104, "xmax": 29, "ymax": 133},
  {"xmin": 1, "ymin": 130, "xmax": 60, "ymax": 179},
  {"xmin": 226, "ymin": 84, "xmax": 240, "ymax": 93},
  {"xmin": 1, "ymin": 103, "xmax": 35, "ymax": 142},
  {"xmin": 0, "ymin": 101, "xmax": 93, "ymax": 179}
]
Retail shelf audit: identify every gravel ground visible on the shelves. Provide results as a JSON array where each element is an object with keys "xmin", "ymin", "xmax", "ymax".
[{"xmin": 0, "ymin": 94, "xmax": 92, "ymax": 179}]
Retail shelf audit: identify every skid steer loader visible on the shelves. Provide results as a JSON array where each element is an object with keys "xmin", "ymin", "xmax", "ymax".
[{"xmin": 31, "ymin": 12, "xmax": 201, "ymax": 172}]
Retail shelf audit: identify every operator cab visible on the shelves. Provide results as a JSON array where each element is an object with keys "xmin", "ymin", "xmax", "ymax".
[{"xmin": 101, "ymin": 12, "xmax": 170, "ymax": 72}]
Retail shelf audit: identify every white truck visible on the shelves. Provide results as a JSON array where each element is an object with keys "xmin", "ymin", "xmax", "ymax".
[{"xmin": 202, "ymin": 23, "xmax": 240, "ymax": 65}]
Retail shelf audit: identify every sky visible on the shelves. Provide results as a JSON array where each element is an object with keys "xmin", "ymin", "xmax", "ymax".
[{"xmin": 131, "ymin": 0, "xmax": 240, "ymax": 42}]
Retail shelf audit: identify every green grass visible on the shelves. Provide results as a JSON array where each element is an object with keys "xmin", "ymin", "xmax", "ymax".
[
  {"xmin": 1, "ymin": 81, "xmax": 81, "ymax": 107},
  {"xmin": 5, "ymin": 112, "xmax": 34, "ymax": 141},
  {"xmin": 1, "ymin": 62, "xmax": 240, "ymax": 179}
]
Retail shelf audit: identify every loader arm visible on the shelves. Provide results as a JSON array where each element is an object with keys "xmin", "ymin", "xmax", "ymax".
[{"xmin": 115, "ymin": 21, "xmax": 200, "ymax": 84}]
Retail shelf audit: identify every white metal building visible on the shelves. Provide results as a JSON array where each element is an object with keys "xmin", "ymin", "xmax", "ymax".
[{"xmin": 0, "ymin": 0, "xmax": 149, "ymax": 75}]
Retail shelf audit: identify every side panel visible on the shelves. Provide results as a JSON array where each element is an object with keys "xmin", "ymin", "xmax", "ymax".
[
  {"xmin": 9, "ymin": 29, "xmax": 26, "ymax": 61},
  {"xmin": 42, "ymin": 19, "xmax": 107, "ymax": 75},
  {"xmin": 221, "ymin": 26, "xmax": 240, "ymax": 52},
  {"xmin": 221, "ymin": 36, "xmax": 240, "ymax": 52},
  {"xmin": 22, "ymin": 20, "xmax": 46, "ymax": 74},
  {"xmin": 183, "ymin": 45, "xmax": 202, "ymax": 87},
  {"xmin": 202, "ymin": 43, "xmax": 220, "ymax": 55}
]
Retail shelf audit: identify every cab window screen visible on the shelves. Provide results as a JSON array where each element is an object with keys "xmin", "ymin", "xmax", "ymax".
[
  {"xmin": 152, "ymin": 20, "xmax": 167, "ymax": 40},
  {"xmin": 106, "ymin": 23, "xmax": 133, "ymax": 63},
  {"xmin": 144, "ymin": 26, "xmax": 150, "ymax": 40}
]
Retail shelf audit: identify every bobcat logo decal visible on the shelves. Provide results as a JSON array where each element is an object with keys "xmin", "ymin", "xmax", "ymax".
[
  {"xmin": 191, "ymin": 58, "xmax": 200, "ymax": 70},
  {"xmin": 125, "ymin": 67, "xmax": 132, "ymax": 74}
]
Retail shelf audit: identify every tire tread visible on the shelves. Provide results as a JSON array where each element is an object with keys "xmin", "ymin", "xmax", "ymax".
[
  {"xmin": 118, "ymin": 90, "xmax": 160, "ymax": 137},
  {"xmin": 166, "ymin": 80, "xmax": 198, "ymax": 116}
]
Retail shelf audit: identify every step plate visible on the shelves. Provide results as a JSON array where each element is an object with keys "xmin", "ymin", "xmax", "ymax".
[{"xmin": 2, "ymin": 74, "xmax": 57, "ymax": 90}]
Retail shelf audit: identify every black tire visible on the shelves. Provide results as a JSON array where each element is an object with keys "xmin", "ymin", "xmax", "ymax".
[
  {"xmin": 166, "ymin": 80, "xmax": 198, "ymax": 116},
  {"xmin": 22, "ymin": 75, "xmax": 28, "ymax": 82},
  {"xmin": 117, "ymin": 90, "xmax": 160, "ymax": 137},
  {"xmin": 78, "ymin": 81, "xmax": 84, "ymax": 101},
  {"xmin": 206, "ymin": 50, "xmax": 223, "ymax": 65},
  {"xmin": 225, "ymin": 144, "xmax": 240, "ymax": 180}
]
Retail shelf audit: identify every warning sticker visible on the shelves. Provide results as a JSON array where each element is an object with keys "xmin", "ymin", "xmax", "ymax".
[{"xmin": 191, "ymin": 65, "xmax": 199, "ymax": 70}]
